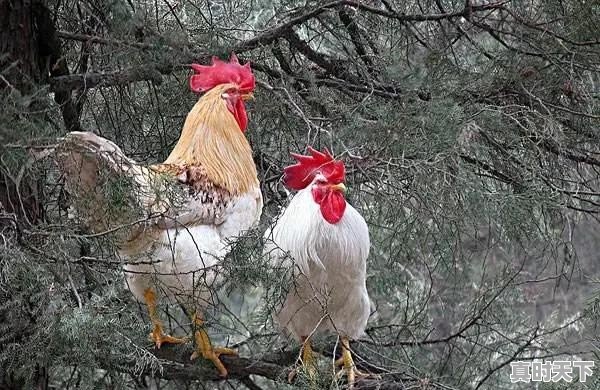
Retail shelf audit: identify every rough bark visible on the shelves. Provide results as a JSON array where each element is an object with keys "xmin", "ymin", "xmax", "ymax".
[
  {"xmin": 0, "ymin": 0, "xmax": 39, "ymax": 91},
  {"xmin": 0, "ymin": 0, "xmax": 45, "ymax": 225}
]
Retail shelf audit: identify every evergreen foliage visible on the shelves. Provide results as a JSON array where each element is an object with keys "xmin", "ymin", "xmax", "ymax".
[{"xmin": 0, "ymin": 0, "xmax": 599, "ymax": 389}]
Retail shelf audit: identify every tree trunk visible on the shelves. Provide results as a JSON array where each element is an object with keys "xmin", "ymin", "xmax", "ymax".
[
  {"xmin": 0, "ymin": 0, "xmax": 41, "ymax": 91},
  {"xmin": 0, "ymin": 0, "xmax": 81, "ymax": 226},
  {"xmin": 0, "ymin": 0, "xmax": 47, "ymax": 225}
]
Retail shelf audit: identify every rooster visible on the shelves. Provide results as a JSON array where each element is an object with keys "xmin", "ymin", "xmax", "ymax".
[
  {"xmin": 264, "ymin": 148, "xmax": 371, "ymax": 387},
  {"xmin": 56, "ymin": 54, "xmax": 262, "ymax": 377}
]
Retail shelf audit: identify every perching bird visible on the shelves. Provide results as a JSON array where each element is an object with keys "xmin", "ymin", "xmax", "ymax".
[
  {"xmin": 264, "ymin": 147, "xmax": 371, "ymax": 387},
  {"xmin": 55, "ymin": 54, "xmax": 262, "ymax": 377}
]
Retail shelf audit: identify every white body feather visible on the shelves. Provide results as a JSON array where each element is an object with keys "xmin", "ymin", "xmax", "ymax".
[
  {"xmin": 123, "ymin": 187, "xmax": 262, "ymax": 308},
  {"xmin": 264, "ymin": 187, "xmax": 370, "ymax": 340}
]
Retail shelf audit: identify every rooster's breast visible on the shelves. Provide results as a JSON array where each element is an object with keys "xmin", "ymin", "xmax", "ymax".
[{"xmin": 217, "ymin": 186, "xmax": 263, "ymax": 238}]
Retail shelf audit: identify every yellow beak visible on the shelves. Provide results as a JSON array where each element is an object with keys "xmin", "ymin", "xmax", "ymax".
[
  {"xmin": 329, "ymin": 183, "xmax": 347, "ymax": 193},
  {"xmin": 241, "ymin": 92, "xmax": 254, "ymax": 101}
]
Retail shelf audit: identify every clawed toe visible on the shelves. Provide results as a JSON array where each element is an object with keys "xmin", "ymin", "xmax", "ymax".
[
  {"xmin": 148, "ymin": 331, "xmax": 187, "ymax": 349},
  {"xmin": 213, "ymin": 347, "xmax": 237, "ymax": 356},
  {"xmin": 190, "ymin": 345, "xmax": 236, "ymax": 377},
  {"xmin": 190, "ymin": 324, "xmax": 237, "ymax": 377}
]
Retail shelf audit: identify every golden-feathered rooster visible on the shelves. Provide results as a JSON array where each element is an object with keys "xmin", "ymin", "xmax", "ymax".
[
  {"xmin": 264, "ymin": 148, "xmax": 372, "ymax": 387},
  {"xmin": 56, "ymin": 54, "xmax": 262, "ymax": 377}
]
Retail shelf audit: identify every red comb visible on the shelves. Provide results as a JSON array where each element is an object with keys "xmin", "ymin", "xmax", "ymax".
[
  {"xmin": 189, "ymin": 53, "xmax": 255, "ymax": 93},
  {"xmin": 283, "ymin": 147, "xmax": 345, "ymax": 190}
]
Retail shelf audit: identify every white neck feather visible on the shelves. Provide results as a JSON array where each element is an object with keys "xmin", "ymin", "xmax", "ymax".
[{"xmin": 268, "ymin": 187, "xmax": 370, "ymax": 275}]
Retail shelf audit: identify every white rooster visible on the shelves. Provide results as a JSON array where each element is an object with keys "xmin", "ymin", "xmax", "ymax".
[{"xmin": 264, "ymin": 147, "xmax": 371, "ymax": 387}]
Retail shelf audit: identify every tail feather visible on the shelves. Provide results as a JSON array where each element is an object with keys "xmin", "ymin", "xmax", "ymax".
[
  {"xmin": 55, "ymin": 132, "xmax": 160, "ymax": 236},
  {"xmin": 57, "ymin": 131, "xmax": 138, "ymax": 188}
]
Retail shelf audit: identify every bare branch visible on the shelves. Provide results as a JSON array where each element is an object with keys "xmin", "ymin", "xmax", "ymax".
[{"xmin": 50, "ymin": 66, "xmax": 170, "ymax": 92}]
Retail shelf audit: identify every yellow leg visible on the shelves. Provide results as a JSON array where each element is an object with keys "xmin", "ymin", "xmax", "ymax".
[
  {"xmin": 190, "ymin": 312, "xmax": 237, "ymax": 377},
  {"xmin": 335, "ymin": 337, "xmax": 369, "ymax": 389},
  {"xmin": 288, "ymin": 336, "xmax": 317, "ymax": 383},
  {"xmin": 144, "ymin": 288, "xmax": 187, "ymax": 348}
]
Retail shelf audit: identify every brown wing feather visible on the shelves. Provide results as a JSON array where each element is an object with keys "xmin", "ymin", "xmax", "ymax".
[{"xmin": 151, "ymin": 163, "xmax": 232, "ymax": 229}]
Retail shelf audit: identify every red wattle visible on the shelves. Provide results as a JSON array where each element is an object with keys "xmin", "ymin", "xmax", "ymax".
[
  {"xmin": 225, "ymin": 97, "xmax": 248, "ymax": 132},
  {"xmin": 234, "ymin": 98, "xmax": 248, "ymax": 132},
  {"xmin": 319, "ymin": 190, "xmax": 346, "ymax": 224}
]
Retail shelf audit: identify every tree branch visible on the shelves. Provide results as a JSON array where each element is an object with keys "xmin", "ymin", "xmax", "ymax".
[
  {"xmin": 338, "ymin": 7, "xmax": 376, "ymax": 75},
  {"xmin": 50, "ymin": 66, "xmax": 171, "ymax": 92},
  {"xmin": 50, "ymin": 1, "xmax": 509, "ymax": 97},
  {"xmin": 105, "ymin": 344, "xmax": 293, "ymax": 383},
  {"xmin": 231, "ymin": 0, "xmax": 511, "ymax": 54},
  {"xmin": 56, "ymin": 30, "xmax": 159, "ymax": 50},
  {"xmin": 340, "ymin": 0, "xmax": 509, "ymax": 22},
  {"xmin": 54, "ymin": 0, "xmax": 510, "ymax": 65},
  {"xmin": 284, "ymin": 30, "xmax": 354, "ymax": 80},
  {"xmin": 107, "ymin": 343, "xmax": 410, "ymax": 389}
]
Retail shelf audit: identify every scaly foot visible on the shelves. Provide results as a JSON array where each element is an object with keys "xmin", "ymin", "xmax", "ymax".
[
  {"xmin": 288, "ymin": 337, "xmax": 318, "ymax": 383},
  {"xmin": 190, "ymin": 336, "xmax": 238, "ymax": 377},
  {"xmin": 335, "ymin": 355, "xmax": 369, "ymax": 387},
  {"xmin": 190, "ymin": 313, "xmax": 237, "ymax": 377},
  {"xmin": 335, "ymin": 337, "xmax": 377, "ymax": 389},
  {"xmin": 143, "ymin": 288, "xmax": 187, "ymax": 349}
]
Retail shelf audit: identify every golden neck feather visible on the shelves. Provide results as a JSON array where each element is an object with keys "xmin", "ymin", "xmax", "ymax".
[{"xmin": 164, "ymin": 83, "xmax": 258, "ymax": 195}]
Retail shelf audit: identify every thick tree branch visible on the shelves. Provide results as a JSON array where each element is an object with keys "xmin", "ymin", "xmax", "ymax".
[
  {"xmin": 56, "ymin": 30, "xmax": 158, "ymax": 49},
  {"xmin": 107, "ymin": 344, "xmax": 408, "ymax": 389},
  {"xmin": 102, "ymin": 344, "xmax": 292, "ymax": 383},
  {"xmin": 50, "ymin": 66, "xmax": 171, "ymax": 91},
  {"xmin": 338, "ymin": 7, "xmax": 376, "ymax": 75},
  {"xmin": 50, "ymin": 60, "xmax": 407, "ymax": 101}
]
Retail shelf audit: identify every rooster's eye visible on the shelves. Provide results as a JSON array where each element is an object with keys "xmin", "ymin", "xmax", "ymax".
[{"xmin": 222, "ymin": 89, "xmax": 239, "ymax": 100}]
